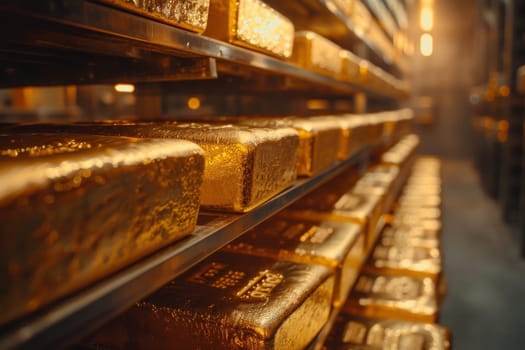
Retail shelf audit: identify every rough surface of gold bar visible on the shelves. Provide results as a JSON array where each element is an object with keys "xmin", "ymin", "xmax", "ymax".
[
  {"xmin": 0, "ymin": 133, "xmax": 204, "ymax": 325},
  {"xmin": 364, "ymin": 236, "xmax": 442, "ymax": 280},
  {"xmin": 205, "ymin": 0, "xmax": 294, "ymax": 57},
  {"xmin": 291, "ymin": 31, "xmax": 342, "ymax": 77},
  {"xmin": 92, "ymin": 252, "xmax": 334, "ymax": 350},
  {"xmin": 10, "ymin": 122, "xmax": 299, "ymax": 212},
  {"xmin": 233, "ymin": 117, "xmax": 342, "ymax": 176},
  {"xmin": 325, "ymin": 312, "xmax": 451, "ymax": 350},
  {"xmin": 99, "ymin": 0, "xmax": 210, "ymax": 33},
  {"xmin": 224, "ymin": 216, "xmax": 364, "ymax": 307},
  {"xmin": 289, "ymin": 190, "xmax": 384, "ymax": 251},
  {"xmin": 344, "ymin": 271, "xmax": 439, "ymax": 323}
]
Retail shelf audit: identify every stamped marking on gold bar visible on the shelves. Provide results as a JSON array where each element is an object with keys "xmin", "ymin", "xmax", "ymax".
[
  {"xmin": 236, "ymin": 270, "xmax": 284, "ymax": 300},
  {"xmin": 187, "ymin": 261, "xmax": 246, "ymax": 289}
]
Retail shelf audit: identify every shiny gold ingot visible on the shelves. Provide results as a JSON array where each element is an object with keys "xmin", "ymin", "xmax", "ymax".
[
  {"xmin": 309, "ymin": 115, "xmax": 364, "ymax": 161},
  {"xmin": 291, "ymin": 31, "xmax": 342, "ymax": 77},
  {"xmin": 289, "ymin": 190, "xmax": 384, "ymax": 251},
  {"xmin": 324, "ymin": 312, "xmax": 451, "ymax": 350},
  {"xmin": 95, "ymin": 252, "xmax": 334, "ymax": 350},
  {"xmin": 224, "ymin": 216, "xmax": 364, "ymax": 307},
  {"xmin": 0, "ymin": 133, "xmax": 204, "ymax": 325},
  {"xmin": 365, "ymin": 238, "xmax": 442, "ymax": 280},
  {"xmin": 390, "ymin": 217, "xmax": 442, "ymax": 236},
  {"xmin": 99, "ymin": 0, "xmax": 210, "ymax": 33},
  {"xmin": 397, "ymin": 195, "xmax": 442, "ymax": 209},
  {"xmin": 344, "ymin": 272, "xmax": 439, "ymax": 323},
  {"xmin": 236, "ymin": 117, "xmax": 342, "ymax": 176},
  {"xmin": 395, "ymin": 207, "xmax": 442, "ymax": 220},
  {"xmin": 382, "ymin": 135, "xmax": 420, "ymax": 183},
  {"xmin": 205, "ymin": 0, "xmax": 294, "ymax": 57},
  {"xmin": 12, "ymin": 122, "xmax": 299, "ymax": 212},
  {"xmin": 335, "ymin": 115, "xmax": 375, "ymax": 159},
  {"xmin": 380, "ymin": 225, "xmax": 440, "ymax": 249},
  {"xmin": 340, "ymin": 50, "xmax": 361, "ymax": 83}
]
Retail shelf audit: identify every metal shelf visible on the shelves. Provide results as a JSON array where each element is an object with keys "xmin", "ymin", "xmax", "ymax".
[
  {"xmin": 0, "ymin": 1, "xmax": 403, "ymax": 98},
  {"xmin": 265, "ymin": 0, "xmax": 404, "ymax": 73},
  {"xmin": 0, "ymin": 144, "xmax": 379, "ymax": 350}
]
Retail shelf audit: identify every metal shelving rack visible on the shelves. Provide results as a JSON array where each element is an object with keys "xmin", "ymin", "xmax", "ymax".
[{"xmin": 0, "ymin": 0, "xmax": 411, "ymax": 348}]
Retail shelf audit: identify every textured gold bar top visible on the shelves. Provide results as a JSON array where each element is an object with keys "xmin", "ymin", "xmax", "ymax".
[
  {"xmin": 364, "ymin": 231, "xmax": 442, "ymax": 279},
  {"xmin": 344, "ymin": 272, "xmax": 439, "ymax": 323},
  {"xmin": 99, "ymin": 252, "xmax": 334, "ymax": 350},
  {"xmin": 291, "ymin": 31, "xmax": 342, "ymax": 77},
  {"xmin": 205, "ymin": 0, "xmax": 294, "ymax": 57},
  {"xmin": 98, "ymin": 0, "xmax": 210, "ymax": 33},
  {"xmin": 231, "ymin": 116, "xmax": 342, "ymax": 176},
  {"xmin": 380, "ymin": 225, "xmax": 440, "ymax": 249},
  {"xmin": 381, "ymin": 134, "xmax": 420, "ymax": 166},
  {"xmin": 9, "ymin": 122, "xmax": 299, "ymax": 212},
  {"xmin": 289, "ymin": 175, "xmax": 384, "ymax": 250},
  {"xmin": 325, "ymin": 312, "xmax": 451, "ymax": 350},
  {"xmin": 0, "ymin": 133, "xmax": 204, "ymax": 325},
  {"xmin": 225, "ymin": 216, "xmax": 364, "ymax": 306}
]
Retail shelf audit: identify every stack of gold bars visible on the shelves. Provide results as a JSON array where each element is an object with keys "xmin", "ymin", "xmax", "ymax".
[
  {"xmin": 94, "ymin": 0, "xmax": 408, "ymax": 97},
  {"xmin": 61, "ymin": 134, "xmax": 449, "ymax": 349},
  {"xmin": 0, "ymin": 111, "xmax": 451, "ymax": 349}
]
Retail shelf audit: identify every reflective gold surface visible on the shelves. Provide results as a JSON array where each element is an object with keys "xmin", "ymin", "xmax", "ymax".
[
  {"xmin": 344, "ymin": 272, "xmax": 438, "ymax": 323},
  {"xmin": 10, "ymin": 122, "xmax": 299, "ymax": 212},
  {"xmin": 366, "ymin": 240, "xmax": 442, "ymax": 278},
  {"xmin": 325, "ymin": 313, "xmax": 451, "ymax": 350},
  {"xmin": 291, "ymin": 31, "xmax": 342, "ymax": 77},
  {"xmin": 205, "ymin": 0, "xmax": 294, "ymax": 57},
  {"xmin": 289, "ymin": 190, "xmax": 383, "ymax": 251},
  {"xmin": 100, "ymin": 0, "xmax": 210, "ymax": 33},
  {"xmin": 233, "ymin": 116, "xmax": 342, "ymax": 176},
  {"xmin": 225, "ymin": 216, "xmax": 364, "ymax": 306},
  {"xmin": 97, "ymin": 252, "xmax": 333, "ymax": 349},
  {"xmin": 381, "ymin": 134, "xmax": 420, "ymax": 167},
  {"xmin": 0, "ymin": 133, "xmax": 204, "ymax": 325},
  {"xmin": 340, "ymin": 50, "xmax": 361, "ymax": 83}
]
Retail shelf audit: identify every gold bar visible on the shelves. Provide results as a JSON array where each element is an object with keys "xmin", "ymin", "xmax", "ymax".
[
  {"xmin": 380, "ymin": 225, "xmax": 440, "ymax": 249},
  {"xmin": 289, "ymin": 184, "xmax": 384, "ymax": 251},
  {"xmin": 205, "ymin": 0, "xmax": 294, "ymax": 58},
  {"xmin": 10, "ymin": 122, "xmax": 299, "ymax": 212},
  {"xmin": 395, "ymin": 207, "xmax": 442, "ymax": 220},
  {"xmin": 0, "ymin": 133, "xmax": 204, "ymax": 325},
  {"xmin": 91, "ymin": 251, "xmax": 334, "ymax": 350},
  {"xmin": 224, "ymin": 216, "xmax": 364, "ymax": 307},
  {"xmin": 325, "ymin": 312, "xmax": 451, "ymax": 350},
  {"xmin": 364, "ymin": 236, "xmax": 442, "ymax": 280},
  {"xmin": 343, "ymin": 271, "xmax": 439, "ymax": 323},
  {"xmin": 98, "ymin": 0, "xmax": 210, "ymax": 33},
  {"xmin": 340, "ymin": 114, "xmax": 376, "ymax": 155},
  {"xmin": 236, "ymin": 117, "xmax": 342, "ymax": 176},
  {"xmin": 291, "ymin": 31, "xmax": 342, "ymax": 77},
  {"xmin": 339, "ymin": 50, "xmax": 361, "ymax": 83}
]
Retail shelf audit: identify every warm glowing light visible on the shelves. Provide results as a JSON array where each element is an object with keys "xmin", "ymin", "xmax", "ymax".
[
  {"xmin": 114, "ymin": 84, "xmax": 135, "ymax": 93},
  {"xmin": 420, "ymin": 33, "xmax": 433, "ymax": 56},
  {"xmin": 499, "ymin": 85, "xmax": 510, "ymax": 97},
  {"xmin": 187, "ymin": 97, "xmax": 201, "ymax": 110},
  {"xmin": 306, "ymin": 99, "xmax": 329, "ymax": 110},
  {"xmin": 420, "ymin": 7, "xmax": 434, "ymax": 31}
]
